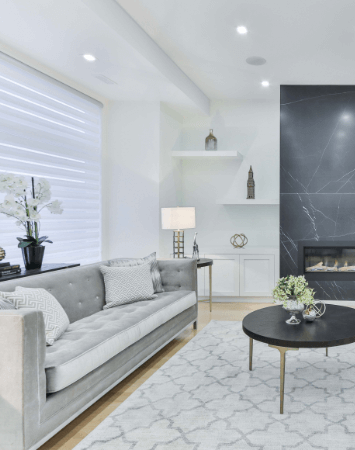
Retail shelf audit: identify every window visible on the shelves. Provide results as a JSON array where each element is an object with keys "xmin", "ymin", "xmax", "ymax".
[{"xmin": 0, "ymin": 52, "xmax": 102, "ymax": 266}]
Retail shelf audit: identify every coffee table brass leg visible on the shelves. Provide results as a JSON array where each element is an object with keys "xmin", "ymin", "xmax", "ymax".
[
  {"xmin": 249, "ymin": 338, "xmax": 253, "ymax": 371},
  {"xmin": 326, "ymin": 347, "xmax": 328, "ymax": 357},
  {"xmin": 269, "ymin": 345, "xmax": 298, "ymax": 414}
]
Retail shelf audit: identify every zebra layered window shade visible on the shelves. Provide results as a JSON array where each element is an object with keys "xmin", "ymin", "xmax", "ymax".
[{"xmin": 0, "ymin": 52, "xmax": 102, "ymax": 266}]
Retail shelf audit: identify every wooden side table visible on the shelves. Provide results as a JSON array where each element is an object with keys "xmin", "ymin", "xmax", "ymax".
[{"xmin": 197, "ymin": 258, "xmax": 213, "ymax": 312}]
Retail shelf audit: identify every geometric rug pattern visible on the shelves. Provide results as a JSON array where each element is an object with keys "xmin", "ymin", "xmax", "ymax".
[{"xmin": 74, "ymin": 320, "xmax": 355, "ymax": 450}]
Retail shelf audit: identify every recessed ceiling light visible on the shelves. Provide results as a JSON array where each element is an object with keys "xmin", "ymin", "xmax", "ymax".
[
  {"xmin": 236, "ymin": 26, "xmax": 248, "ymax": 34},
  {"xmin": 261, "ymin": 81, "xmax": 270, "ymax": 87},
  {"xmin": 246, "ymin": 56, "xmax": 266, "ymax": 66},
  {"xmin": 83, "ymin": 54, "xmax": 96, "ymax": 62}
]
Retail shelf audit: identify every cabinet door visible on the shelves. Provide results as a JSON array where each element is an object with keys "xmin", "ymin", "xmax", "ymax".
[
  {"xmin": 240, "ymin": 254, "xmax": 275, "ymax": 296},
  {"xmin": 204, "ymin": 255, "xmax": 239, "ymax": 297}
]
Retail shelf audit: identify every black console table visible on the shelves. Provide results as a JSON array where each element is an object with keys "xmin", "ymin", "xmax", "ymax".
[
  {"xmin": 197, "ymin": 258, "xmax": 213, "ymax": 313},
  {"xmin": 0, "ymin": 263, "xmax": 80, "ymax": 282}
]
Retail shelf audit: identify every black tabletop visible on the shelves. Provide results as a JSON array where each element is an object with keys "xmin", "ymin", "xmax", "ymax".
[
  {"xmin": 197, "ymin": 258, "xmax": 213, "ymax": 268},
  {"xmin": 242, "ymin": 304, "xmax": 355, "ymax": 348},
  {"xmin": 0, "ymin": 263, "xmax": 80, "ymax": 282}
]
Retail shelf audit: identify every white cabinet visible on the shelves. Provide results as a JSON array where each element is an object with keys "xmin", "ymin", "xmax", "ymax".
[
  {"xmin": 204, "ymin": 254, "xmax": 239, "ymax": 297},
  {"xmin": 239, "ymin": 254, "xmax": 275, "ymax": 296},
  {"xmin": 197, "ymin": 248, "xmax": 277, "ymax": 298},
  {"xmin": 170, "ymin": 248, "xmax": 278, "ymax": 298}
]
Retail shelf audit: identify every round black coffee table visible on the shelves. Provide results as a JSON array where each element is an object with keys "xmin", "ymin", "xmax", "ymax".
[{"xmin": 242, "ymin": 304, "xmax": 355, "ymax": 413}]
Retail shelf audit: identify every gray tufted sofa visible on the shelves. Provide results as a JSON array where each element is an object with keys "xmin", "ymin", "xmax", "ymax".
[{"xmin": 0, "ymin": 258, "xmax": 197, "ymax": 450}]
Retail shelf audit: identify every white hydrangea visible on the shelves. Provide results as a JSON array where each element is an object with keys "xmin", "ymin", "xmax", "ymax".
[{"xmin": 273, "ymin": 275, "xmax": 314, "ymax": 307}]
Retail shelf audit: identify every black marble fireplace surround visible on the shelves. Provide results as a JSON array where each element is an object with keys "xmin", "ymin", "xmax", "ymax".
[{"xmin": 280, "ymin": 85, "xmax": 355, "ymax": 300}]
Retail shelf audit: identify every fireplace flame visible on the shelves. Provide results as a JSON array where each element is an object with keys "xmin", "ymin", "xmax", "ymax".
[{"xmin": 306, "ymin": 259, "xmax": 355, "ymax": 272}]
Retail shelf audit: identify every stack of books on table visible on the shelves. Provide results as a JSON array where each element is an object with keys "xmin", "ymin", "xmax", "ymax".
[{"xmin": 0, "ymin": 262, "xmax": 21, "ymax": 277}]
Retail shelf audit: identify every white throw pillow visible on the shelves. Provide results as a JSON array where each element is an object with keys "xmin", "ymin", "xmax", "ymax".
[
  {"xmin": 109, "ymin": 252, "xmax": 164, "ymax": 293},
  {"xmin": 0, "ymin": 287, "xmax": 69, "ymax": 346},
  {"xmin": 100, "ymin": 262, "xmax": 157, "ymax": 310},
  {"xmin": 0, "ymin": 297, "xmax": 16, "ymax": 310}
]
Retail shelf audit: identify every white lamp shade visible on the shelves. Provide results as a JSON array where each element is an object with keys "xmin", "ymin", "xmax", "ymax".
[{"xmin": 161, "ymin": 207, "xmax": 196, "ymax": 230}]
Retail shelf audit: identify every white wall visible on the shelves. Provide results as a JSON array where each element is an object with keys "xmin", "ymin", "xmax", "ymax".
[
  {"xmin": 102, "ymin": 101, "xmax": 160, "ymax": 259},
  {"xmin": 102, "ymin": 98, "xmax": 280, "ymax": 262},
  {"xmin": 1, "ymin": 37, "xmax": 280, "ymax": 266},
  {"xmin": 159, "ymin": 104, "xmax": 184, "ymax": 257},
  {"xmin": 159, "ymin": 98, "xmax": 280, "ymax": 257}
]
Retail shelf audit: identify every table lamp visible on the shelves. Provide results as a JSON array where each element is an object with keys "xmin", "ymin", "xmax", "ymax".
[{"xmin": 161, "ymin": 207, "xmax": 196, "ymax": 258}]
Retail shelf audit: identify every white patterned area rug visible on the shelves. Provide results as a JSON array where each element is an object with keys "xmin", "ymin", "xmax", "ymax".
[{"xmin": 74, "ymin": 320, "xmax": 355, "ymax": 450}]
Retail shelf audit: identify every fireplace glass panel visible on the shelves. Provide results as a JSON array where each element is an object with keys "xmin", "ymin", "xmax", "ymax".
[{"xmin": 305, "ymin": 247, "xmax": 355, "ymax": 272}]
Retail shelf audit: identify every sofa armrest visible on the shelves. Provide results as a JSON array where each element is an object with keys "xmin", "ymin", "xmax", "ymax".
[
  {"xmin": 0, "ymin": 309, "xmax": 46, "ymax": 450},
  {"xmin": 158, "ymin": 259, "xmax": 197, "ymax": 295}
]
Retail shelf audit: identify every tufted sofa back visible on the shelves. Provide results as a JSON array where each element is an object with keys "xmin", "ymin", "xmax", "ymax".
[
  {"xmin": 0, "ymin": 258, "xmax": 197, "ymax": 324},
  {"xmin": 0, "ymin": 261, "xmax": 110, "ymax": 323},
  {"xmin": 158, "ymin": 259, "xmax": 197, "ymax": 293}
]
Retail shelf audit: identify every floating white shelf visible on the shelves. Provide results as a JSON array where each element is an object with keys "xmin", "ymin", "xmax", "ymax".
[
  {"xmin": 172, "ymin": 151, "xmax": 243, "ymax": 160},
  {"xmin": 216, "ymin": 198, "xmax": 279, "ymax": 205}
]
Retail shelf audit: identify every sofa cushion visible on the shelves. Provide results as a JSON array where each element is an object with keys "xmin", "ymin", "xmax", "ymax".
[
  {"xmin": 109, "ymin": 252, "xmax": 164, "ymax": 293},
  {"xmin": 45, "ymin": 290, "xmax": 196, "ymax": 393},
  {"xmin": 100, "ymin": 263, "xmax": 157, "ymax": 309},
  {"xmin": 1, "ymin": 287, "xmax": 70, "ymax": 345},
  {"xmin": 0, "ymin": 261, "xmax": 110, "ymax": 323},
  {"xmin": 0, "ymin": 297, "xmax": 16, "ymax": 310}
]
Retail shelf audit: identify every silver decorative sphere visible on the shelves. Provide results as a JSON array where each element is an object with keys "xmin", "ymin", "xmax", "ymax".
[{"xmin": 0, "ymin": 247, "xmax": 5, "ymax": 261}]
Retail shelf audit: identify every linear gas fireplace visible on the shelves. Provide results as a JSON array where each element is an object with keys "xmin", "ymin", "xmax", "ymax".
[{"xmin": 298, "ymin": 241, "xmax": 355, "ymax": 281}]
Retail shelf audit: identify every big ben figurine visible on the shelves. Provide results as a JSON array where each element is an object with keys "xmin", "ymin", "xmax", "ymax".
[{"xmin": 247, "ymin": 166, "xmax": 255, "ymax": 199}]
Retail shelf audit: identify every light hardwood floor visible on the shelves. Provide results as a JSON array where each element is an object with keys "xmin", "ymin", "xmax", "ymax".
[{"xmin": 40, "ymin": 301, "xmax": 273, "ymax": 450}]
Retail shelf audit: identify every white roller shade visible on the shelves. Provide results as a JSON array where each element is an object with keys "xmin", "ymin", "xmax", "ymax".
[{"xmin": 0, "ymin": 52, "xmax": 102, "ymax": 266}]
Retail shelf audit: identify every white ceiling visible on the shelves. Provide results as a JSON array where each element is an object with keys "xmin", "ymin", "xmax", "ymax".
[
  {"xmin": 117, "ymin": 0, "xmax": 355, "ymax": 100},
  {"xmin": 0, "ymin": 0, "xmax": 200, "ymax": 109},
  {"xmin": 2, "ymin": 0, "xmax": 355, "ymax": 106}
]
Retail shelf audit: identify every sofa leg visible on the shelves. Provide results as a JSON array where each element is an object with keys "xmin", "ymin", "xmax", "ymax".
[{"xmin": 193, "ymin": 320, "xmax": 198, "ymax": 330}]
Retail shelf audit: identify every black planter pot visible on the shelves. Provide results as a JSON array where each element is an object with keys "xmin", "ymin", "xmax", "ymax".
[{"xmin": 21, "ymin": 245, "xmax": 45, "ymax": 270}]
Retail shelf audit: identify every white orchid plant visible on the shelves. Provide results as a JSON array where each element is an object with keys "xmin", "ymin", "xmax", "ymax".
[
  {"xmin": 0, "ymin": 173, "xmax": 63, "ymax": 248},
  {"xmin": 273, "ymin": 275, "xmax": 314, "ymax": 307}
]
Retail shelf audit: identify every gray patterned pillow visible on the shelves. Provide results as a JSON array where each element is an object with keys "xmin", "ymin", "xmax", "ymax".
[
  {"xmin": 100, "ymin": 263, "xmax": 157, "ymax": 310},
  {"xmin": 0, "ymin": 296, "xmax": 16, "ymax": 310},
  {"xmin": 0, "ymin": 287, "xmax": 70, "ymax": 346},
  {"xmin": 109, "ymin": 252, "xmax": 164, "ymax": 293}
]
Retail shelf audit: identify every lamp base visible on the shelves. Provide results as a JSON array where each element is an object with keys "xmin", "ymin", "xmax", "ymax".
[{"xmin": 173, "ymin": 230, "xmax": 184, "ymax": 258}]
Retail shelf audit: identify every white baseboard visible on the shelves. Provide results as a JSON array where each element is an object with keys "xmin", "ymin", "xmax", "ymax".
[
  {"xmin": 322, "ymin": 300, "xmax": 355, "ymax": 307},
  {"xmin": 200, "ymin": 298, "xmax": 355, "ymax": 306},
  {"xmin": 199, "ymin": 297, "xmax": 273, "ymax": 303},
  {"xmin": 215, "ymin": 298, "xmax": 273, "ymax": 303}
]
